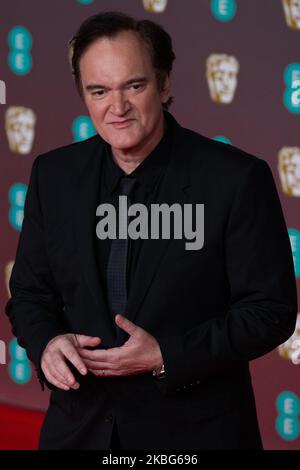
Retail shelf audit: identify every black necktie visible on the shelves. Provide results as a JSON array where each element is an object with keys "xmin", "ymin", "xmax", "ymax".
[{"xmin": 106, "ymin": 176, "xmax": 136, "ymax": 316}]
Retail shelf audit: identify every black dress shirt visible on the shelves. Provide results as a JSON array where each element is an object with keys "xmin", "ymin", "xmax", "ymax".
[{"xmin": 95, "ymin": 118, "xmax": 172, "ymax": 317}]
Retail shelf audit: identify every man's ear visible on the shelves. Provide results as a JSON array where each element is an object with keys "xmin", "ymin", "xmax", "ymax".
[{"xmin": 160, "ymin": 74, "xmax": 171, "ymax": 105}]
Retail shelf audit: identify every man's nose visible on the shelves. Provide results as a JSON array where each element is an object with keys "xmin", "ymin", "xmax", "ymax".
[{"xmin": 110, "ymin": 90, "xmax": 130, "ymax": 115}]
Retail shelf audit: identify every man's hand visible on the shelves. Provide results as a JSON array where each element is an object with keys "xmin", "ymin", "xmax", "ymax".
[
  {"xmin": 41, "ymin": 334, "xmax": 101, "ymax": 390},
  {"xmin": 78, "ymin": 314, "xmax": 163, "ymax": 377}
]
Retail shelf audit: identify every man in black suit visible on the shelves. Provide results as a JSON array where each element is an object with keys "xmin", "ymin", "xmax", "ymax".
[{"xmin": 5, "ymin": 12, "xmax": 297, "ymax": 450}]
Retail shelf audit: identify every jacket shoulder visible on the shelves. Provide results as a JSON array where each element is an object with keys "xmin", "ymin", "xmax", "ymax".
[
  {"xmin": 178, "ymin": 128, "xmax": 271, "ymax": 182},
  {"xmin": 175, "ymin": 125, "xmax": 272, "ymax": 196},
  {"xmin": 180, "ymin": 126, "xmax": 263, "ymax": 171},
  {"xmin": 36, "ymin": 134, "xmax": 103, "ymax": 170}
]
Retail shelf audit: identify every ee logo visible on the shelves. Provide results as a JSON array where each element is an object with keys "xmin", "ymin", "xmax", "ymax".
[
  {"xmin": 276, "ymin": 391, "xmax": 300, "ymax": 441},
  {"xmin": 72, "ymin": 115, "xmax": 96, "ymax": 142},
  {"xmin": 8, "ymin": 338, "xmax": 32, "ymax": 385},
  {"xmin": 8, "ymin": 183, "xmax": 27, "ymax": 231},
  {"xmin": 8, "ymin": 26, "xmax": 33, "ymax": 75},
  {"xmin": 211, "ymin": 0, "xmax": 236, "ymax": 22}
]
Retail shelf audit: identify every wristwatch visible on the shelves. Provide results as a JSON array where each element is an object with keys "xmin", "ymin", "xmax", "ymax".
[{"xmin": 152, "ymin": 363, "xmax": 166, "ymax": 379}]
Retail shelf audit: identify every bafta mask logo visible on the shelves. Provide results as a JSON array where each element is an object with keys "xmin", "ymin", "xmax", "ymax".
[
  {"xmin": 143, "ymin": 0, "xmax": 168, "ymax": 13},
  {"xmin": 278, "ymin": 314, "xmax": 300, "ymax": 364},
  {"xmin": 206, "ymin": 54, "xmax": 239, "ymax": 104},
  {"xmin": 278, "ymin": 147, "xmax": 300, "ymax": 196},
  {"xmin": 282, "ymin": 0, "xmax": 300, "ymax": 30},
  {"xmin": 5, "ymin": 106, "xmax": 36, "ymax": 154},
  {"xmin": 4, "ymin": 260, "xmax": 14, "ymax": 298}
]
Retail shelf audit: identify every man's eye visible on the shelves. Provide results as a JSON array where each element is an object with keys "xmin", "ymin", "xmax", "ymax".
[
  {"xmin": 130, "ymin": 83, "xmax": 144, "ymax": 90},
  {"xmin": 92, "ymin": 90, "xmax": 106, "ymax": 97}
]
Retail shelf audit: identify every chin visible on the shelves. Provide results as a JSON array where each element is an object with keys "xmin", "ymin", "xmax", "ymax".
[
  {"xmin": 110, "ymin": 137, "xmax": 141, "ymax": 151},
  {"xmin": 112, "ymin": 143, "xmax": 139, "ymax": 152}
]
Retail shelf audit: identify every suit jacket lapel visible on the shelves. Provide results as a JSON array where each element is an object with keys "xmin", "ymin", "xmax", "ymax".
[
  {"xmin": 74, "ymin": 136, "xmax": 116, "ymax": 346},
  {"xmin": 115, "ymin": 119, "xmax": 191, "ymax": 346}
]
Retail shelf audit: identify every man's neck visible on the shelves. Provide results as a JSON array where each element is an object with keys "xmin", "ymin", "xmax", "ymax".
[{"xmin": 111, "ymin": 114, "xmax": 165, "ymax": 175}]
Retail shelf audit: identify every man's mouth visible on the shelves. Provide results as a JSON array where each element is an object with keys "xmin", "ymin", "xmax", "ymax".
[{"xmin": 110, "ymin": 119, "xmax": 134, "ymax": 128}]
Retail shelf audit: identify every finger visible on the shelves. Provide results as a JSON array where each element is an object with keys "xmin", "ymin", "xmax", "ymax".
[
  {"xmin": 42, "ymin": 356, "xmax": 71, "ymax": 387},
  {"xmin": 42, "ymin": 364, "xmax": 70, "ymax": 391},
  {"xmin": 82, "ymin": 359, "xmax": 116, "ymax": 370},
  {"xmin": 115, "ymin": 314, "xmax": 138, "ymax": 336},
  {"xmin": 72, "ymin": 335, "xmax": 101, "ymax": 348},
  {"xmin": 78, "ymin": 348, "xmax": 109, "ymax": 361},
  {"xmin": 47, "ymin": 362, "xmax": 80, "ymax": 389},
  {"xmin": 43, "ymin": 350, "xmax": 79, "ymax": 387},
  {"xmin": 62, "ymin": 344, "xmax": 88, "ymax": 375},
  {"xmin": 78, "ymin": 347, "xmax": 121, "ymax": 362},
  {"xmin": 49, "ymin": 376, "xmax": 71, "ymax": 391},
  {"xmin": 50, "ymin": 354, "xmax": 79, "ymax": 388}
]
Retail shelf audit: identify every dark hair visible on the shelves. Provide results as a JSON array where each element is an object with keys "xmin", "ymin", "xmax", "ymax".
[{"xmin": 69, "ymin": 11, "xmax": 176, "ymax": 109}]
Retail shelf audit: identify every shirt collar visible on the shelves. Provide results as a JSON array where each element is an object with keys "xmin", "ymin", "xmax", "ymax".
[{"xmin": 103, "ymin": 116, "xmax": 171, "ymax": 195}]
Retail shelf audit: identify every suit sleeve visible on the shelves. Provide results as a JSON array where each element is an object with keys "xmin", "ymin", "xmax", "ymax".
[
  {"xmin": 5, "ymin": 156, "xmax": 67, "ymax": 390},
  {"xmin": 155, "ymin": 158, "xmax": 298, "ymax": 394}
]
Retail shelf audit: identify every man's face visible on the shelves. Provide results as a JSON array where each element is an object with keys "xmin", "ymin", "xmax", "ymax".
[{"xmin": 79, "ymin": 31, "xmax": 170, "ymax": 154}]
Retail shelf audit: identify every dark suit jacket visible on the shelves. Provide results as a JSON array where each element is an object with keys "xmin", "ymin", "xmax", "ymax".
[{"xmin": 5, "ymin": 111, "xmax": 297, "ymax": 450}]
